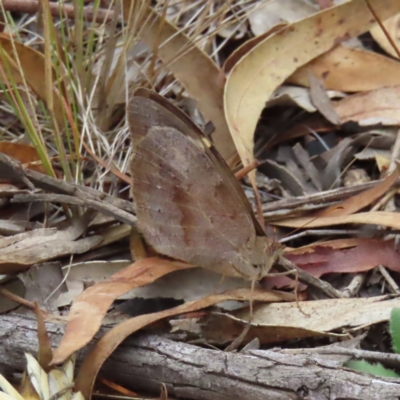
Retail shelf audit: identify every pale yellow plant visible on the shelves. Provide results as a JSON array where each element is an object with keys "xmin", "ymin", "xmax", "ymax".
[{"xmin": 0, "ymin": 354, "xmax": 84, "ymax": 400}]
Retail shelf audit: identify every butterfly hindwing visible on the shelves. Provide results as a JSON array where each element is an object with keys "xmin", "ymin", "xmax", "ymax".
[
  {"xmin": 129, "ymin": 89, "xmax": 277, "ymax": 280},
  {"xmin": 131, "ymin": 126, "xmax": 259, "ymax": 277}
]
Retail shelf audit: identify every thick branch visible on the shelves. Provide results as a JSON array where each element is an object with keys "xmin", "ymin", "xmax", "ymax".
[{"xmin": 1, "ymin": 314, "xmax": 400, "ymax": 400}]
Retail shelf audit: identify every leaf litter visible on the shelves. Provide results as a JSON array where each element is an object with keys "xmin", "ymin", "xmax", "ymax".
[{"xmin": 2, "ymin": 0, "xmax": 400, "ymax": 398}]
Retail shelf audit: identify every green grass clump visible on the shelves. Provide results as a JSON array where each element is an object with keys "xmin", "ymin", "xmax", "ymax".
[{"xmin": 345, "ymin": 307, "xmax": 400, "ymax": 378}]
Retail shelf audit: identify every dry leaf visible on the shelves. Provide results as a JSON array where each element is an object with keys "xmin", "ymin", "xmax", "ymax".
[
  {"xmin": 0, "ymin": 227, "xmax": 101, "ymax": 274},
  {"xmin": 333, "ymin": 85, "xmax": 400, "ymax": 125},
  {"xmin": 0, "ymin": 142, "xmax": 45, "ymax": 173},
  {"xmin": 33, "ymin": 304, "xmax": 53, "ymax": 372},
  {"xmin": 0, "ymin": 33, "xmax": 66, "ymax": 126},
  {"xmin": 375, "ymin": 152, "xmax": 391, "ymax": 172},
  {"xmin": 264, "ymin": 237, "xmax": 400, "ymax": 288},
  {"xmin": 267, "ymin": 85, "xmax": 345, "ymax": 113},
  {"xmin": 20, "ymin": 262, "xmax": 66, "ymax": 313},
  {"xmin": 283, "ymin": 239, "xmax": 400, "ymax": 279},
  {"xmin": 247, "ymin": 0, "xmax": 318, "ymax": 36},
  {"xmin": 289, "ymin": 45, "xmax": 400, "ymax": 91},
  {"xmin": 316, "ymin": 0, "xmax": 335, "ymax": 9},
  {"xmin": 224, "ymin": 0, "xmax": 400, "ymax": 172},
  {"xmin": 251, "ymin": 295, "xmax": 400, "ymax": 332},
  {"xmin": 51, "ymin": 258, "xmax": 194, "ymax": 365},
  {"xmin": 307, "ymin": 70, "xmax": 341, "ymax": 125}
]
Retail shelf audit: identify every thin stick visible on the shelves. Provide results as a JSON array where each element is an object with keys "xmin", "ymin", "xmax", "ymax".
[
  {"xmin": 263, "ymin": 178, "xmax": 400, "ymax": 214},
  {"xmin": 0, "ymin": 286, "xmax": 36, "ymax": 310},
  {"xmin": 365, "ymin": 0, "xmax": 400, "ymax": 58},
  {"xmin": 278, "ymin": 256, "xmax": 344, "ymax": 298},
  {"xmin": 234, "ymin": 159, "xmax": 261, "ymax": 181},
  {"xmin": 378, "ymin": 265, "xmax": 400, "ymax": 294}
]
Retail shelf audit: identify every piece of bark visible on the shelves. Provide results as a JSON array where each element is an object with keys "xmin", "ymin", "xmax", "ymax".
[
  {"xmin": 1, "ymin": 314, "xmax": 400, "ymax": 399},
  {"xmin": 0, "ymin": 152, "xmax": 35, "ymax": 190}
]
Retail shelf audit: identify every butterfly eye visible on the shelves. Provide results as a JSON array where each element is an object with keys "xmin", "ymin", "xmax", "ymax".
[{"xmin": 249, "ymin": 264, "xmax": 264, "ymax": 279}]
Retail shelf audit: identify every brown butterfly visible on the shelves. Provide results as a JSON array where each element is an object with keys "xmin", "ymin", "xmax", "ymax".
[{"xmin": 129, "ymin": 88, "xmax": 284, "ymax": 283}]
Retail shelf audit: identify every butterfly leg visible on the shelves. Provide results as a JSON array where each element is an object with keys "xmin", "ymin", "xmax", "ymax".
[{"xmin": 266, "ymin": 269, "xmax": 309, "ymax": 316}]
